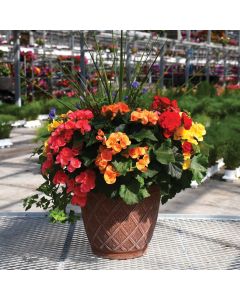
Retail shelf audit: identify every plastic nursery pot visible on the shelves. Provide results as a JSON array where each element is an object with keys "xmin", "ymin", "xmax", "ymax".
[
  {"xmin": 82, "ymin": 186, "xmax": 160, "ymax": 260},
  {"xmin": 236, "ymin": 167, "xmax": 240, "ymax": 178},
  {"xmin": 222, "ymin": 169, "xmax": 237, "ymax": 182},
  {"xmin": 207, "ymin": 164, "xmax": 219, "ymax": 178}
]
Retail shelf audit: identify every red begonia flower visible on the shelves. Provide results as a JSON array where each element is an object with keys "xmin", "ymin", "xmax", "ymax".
[{"xmin": 53, "ymin": 170, "xmax": 68, "ymax": 185}]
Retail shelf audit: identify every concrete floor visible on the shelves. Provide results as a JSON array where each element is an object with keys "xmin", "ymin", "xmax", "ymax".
[{"xmin": 0, "ymin": 127, "xmax": 240, "ymax": 214}]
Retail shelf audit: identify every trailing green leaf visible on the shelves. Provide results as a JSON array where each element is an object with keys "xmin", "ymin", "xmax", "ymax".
[
  {"xmin": 49, "ymin": 209, "xmax": 68, "ymax": 223},
  {"xmin": 190, "ymin": 154, "xmax": 208, "ymax": 183}
]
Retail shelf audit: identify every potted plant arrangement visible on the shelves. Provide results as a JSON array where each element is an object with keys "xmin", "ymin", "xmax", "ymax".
[
  {"xmin": 206, "ymin": 145, "xmax": 222, "ymax": 178},
  {"xmin": 24, "ymin": 32, "xmax": 208, "ymax": 260},
  {"xmin": 222, "ymin": 142, "xmax": 240, "ymax": 182},
  {"xmin": 0, "ymin": 114, "xmax": 16, "ymax": 148}
]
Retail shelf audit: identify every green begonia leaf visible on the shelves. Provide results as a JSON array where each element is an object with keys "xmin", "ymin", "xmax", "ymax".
[{"xmin": 130, "ymin": 129, "xmax": 158, "ymax": 142}]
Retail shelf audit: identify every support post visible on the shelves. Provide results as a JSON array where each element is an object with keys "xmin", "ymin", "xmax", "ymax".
[
  {"xmin": 185, "ymin": 30, "xmax": 191, "ymax": 87},
  {"xmin": 223, "ymin": 47, "xmax": 227, "ymax": 86},
  {"xmin": 159, "ymin": 43, "xmax": 166, "ymax": 89},
  {"xmin": 177, "ymin": 30, "xmax": 181, "ymax": 41},
  {"xmin": 13, "ymin": 30, "xmax": 21, "ymax": 107},
  {"xmin": 206, "ymin": 30, "xmax": 211, "ymax": 82},
  {"xmin": 238, "ymin": 31, "xmax": 240, "ymax": 84}
]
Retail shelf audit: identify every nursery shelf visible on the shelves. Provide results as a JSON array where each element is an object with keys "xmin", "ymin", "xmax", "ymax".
[{"xmin": 0, "ymin": 213, "xmax": 239, "ymax": 270}]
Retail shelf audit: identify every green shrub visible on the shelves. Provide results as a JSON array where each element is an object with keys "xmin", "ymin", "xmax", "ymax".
[
  {"xmin": 208, "ymin": 146, "xmax": 218, "ymax": 166},
  {"xmin": 0, "ymin": 104, "xmax": 22, "ymax": 118},
  {"xmin": 0, "ymin": 114, "xmax": 16, "ymax": 139},
  {"xmin": 195, "ymin": 81, "xmax": 216, "ymax": 98},
  {"xmin": 205, "ymin": 115, "xmax": 240, "ymax": 167},
  {"xmin": 223, "ymin": 142, "xmax": 240, "ymax": 170},
  {"xmin": 193, "ymin": 114, "xmax": 211, "ymax": 127},
  {"xmin": 20, "ymin": 102, "xmax": 41, "ymax": 120},
  {"xmin": 0, "ymin": 123, "xmax": 12, "ymax": 139},
  {"xmin": 178, "ymin": 95, "xmax": 205, "ymax": 115},
  {"xmin": 0, "ymin": 114, "xmax": 17, "ymax": 123},
  {"xmin": 222, "ymin": 97, "xmax": 240, "ymax": 115}
]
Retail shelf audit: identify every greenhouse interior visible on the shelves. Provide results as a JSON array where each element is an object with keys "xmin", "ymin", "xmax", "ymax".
[{"xmin": 0, "ymin": 30, "xmax": 240, "ymax": 270}]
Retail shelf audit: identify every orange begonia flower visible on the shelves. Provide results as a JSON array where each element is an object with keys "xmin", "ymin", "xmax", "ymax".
[
  {"xmin": 104, "ymin": 165, "xmax": 119, "ymax": 184},
  {"xmin": 95, "ymin": 154, "xmax": 108, "ymax": 172},
  {"xmin": 129, "ymin": 146, "xmax": 148, "ymax": 159},
  {"xmin": 136, "ymin": 154, "xmax": 150, "ymax": 172},
  {"xmin": 130, "ymin": 109, "xmax": 158, "ymax": 125},
  {"xmin": 101, "ymin": 102, "xmax": 130, "ymax": 119},
  {"xmin": 95, "ymin": 145, "xmax": 114, "ymax": 173},
  {"xmin": 96, "ymin": 129, "xmax": 106, "ymax": 143},
  {"xmin": 101, "ymin": 148, "xmax": 113, "ymax": 161},
  {"xmin": 105, "ymin": 132, "xmax": 131, "ymax": 153}
]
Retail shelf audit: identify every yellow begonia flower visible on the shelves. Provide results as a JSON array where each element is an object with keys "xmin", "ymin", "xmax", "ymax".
[
  {"xmin": 183, "ymin": 153, "xmax": 191, "ymax": 160},
  {"xmin": 190, "ymin": 123, "xmax": 206, "ymax": 142},
  {"xmin": 183, "ymin": 158, "xmax": 191, "ymax": 170},
  {"xmin": 47, "ymin": 120, "xmax": 63, "ymax": 132},
  {"xmin": 43, "ymin": 140, "xmax": 48, "ymax": 156},
  {"xmin": 174, "ymin": 122, "xmax": 206, "ymax": 145}
]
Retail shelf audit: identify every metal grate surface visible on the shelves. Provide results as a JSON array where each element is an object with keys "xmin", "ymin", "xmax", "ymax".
[{"xmin": 0, "ymin": 214, "xmax": 240, "ymax": 270}]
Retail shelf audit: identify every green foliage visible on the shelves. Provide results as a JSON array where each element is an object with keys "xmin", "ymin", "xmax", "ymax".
[
  {"xmin": 193, "ymin": 114, "xmax": 211, "ymax": 127},
  {"xmin": 0, "ymin": 64, "xmax": 11, "ymax": 76},
  {"xmin": 49, "ymin": 209, "xmax": 68, "ymax": 223},
  {"xmin": 112, "ymin": 158, "xmax": 132, "ymax": 176},
  {"xmin": 0, "ymin": 104, "xmax": 22, "ymax": 118},
  {"xmin": 195, "ymin": 81, "xmax": 216, "ymax": 98},
  {"xmin": 154, "ymin": 141, "xmax": 175, "ymax": 165},
  {"xmin": 190, "ymin": 154, "xmax": 208, "ymax": 183},
  {"xmin": 0, "ymin": 114, "xmax": 16, "ymax": 139},
  {"xmin": 204, "ymin": 115, "xmax": 240, "ymax": 166},
  {"xmin": 222, "ymin": 142, "xmax": 240, "ymax": 170},
  {"xmin": 0, "ymin": 123, "xmax": 12, "ymax": 139},
  {"xmin": 20, "ymin": 102, "xmax": 42, "ymax": 120},
  {"xmin": 0, "ymin": 114, "xmax": 17, "ymax": 123},
  {"xmin": 119, "ymin": 176, "xmax": 150, "ymax": 205},
  {"xmin": 35, "ymin": 122, "xmax": 49, "ymax": 142},
  {"xmin": 130, "ymin": 128, "xmax": 158, "ymax": 142}
]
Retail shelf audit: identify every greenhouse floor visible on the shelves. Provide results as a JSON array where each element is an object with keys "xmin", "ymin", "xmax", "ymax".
[
  {"xmin": 0, "ymin": 214, "xmax": 239, "ymax": 269},
  {"xmin": 0, "ymin": 127, "xmax": 240, "ymax": 215}
]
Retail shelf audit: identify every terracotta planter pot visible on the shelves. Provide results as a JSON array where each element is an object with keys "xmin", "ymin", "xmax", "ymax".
[{"xmin": 82, "ymin": 186, "xmax": 160, "ymax": 260}]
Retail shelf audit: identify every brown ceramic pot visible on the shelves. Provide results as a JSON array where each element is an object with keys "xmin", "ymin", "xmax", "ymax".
[{"xmin": 82, "ymin": 186, "xmax": 160, "ymax": 260}]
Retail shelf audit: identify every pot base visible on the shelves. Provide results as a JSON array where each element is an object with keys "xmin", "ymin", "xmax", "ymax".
[{"xmin": 91, "ymin": 246, "xmax": 148, "ymax": 260}]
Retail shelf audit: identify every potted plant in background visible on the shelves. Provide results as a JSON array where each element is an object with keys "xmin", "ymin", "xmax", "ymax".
[
  {"xmin": 24, "ymin": 31, "xmax": 208, "ymax": 260},
  {"xmin": 222, "ymin": 141, "xmax": 240, "ymax": 182},
  {"xmin": 0, "ymin": 114, "xmax": 16, "ymax": 148}
]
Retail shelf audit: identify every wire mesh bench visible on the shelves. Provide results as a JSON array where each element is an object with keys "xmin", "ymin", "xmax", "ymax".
[{"xmin": 0, "ymin": 213, "xmax": 239, "ymax": 270}]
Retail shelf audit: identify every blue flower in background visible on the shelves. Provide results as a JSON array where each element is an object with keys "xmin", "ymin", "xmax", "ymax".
[
  {"xmin": 124, "ymin": 95, "xmax": 129, "ymax": 100},
  {"xmin": 142, "ymin": 88, "xmax": 148, "ymax": 94},
  {"xmin": 131, "ymin": 81, "xmax": 140, "ymax": 89},
  {"xmin": 76, "ymin": 103, "xmax": 81, "ymax": 109},
  {"xmin": 112, "ymin": 91, "xmax": 117, "ymax": 97},
  {"xmin": 49, "ymin": 107, "xmax": 56, "ymax": 120}
]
